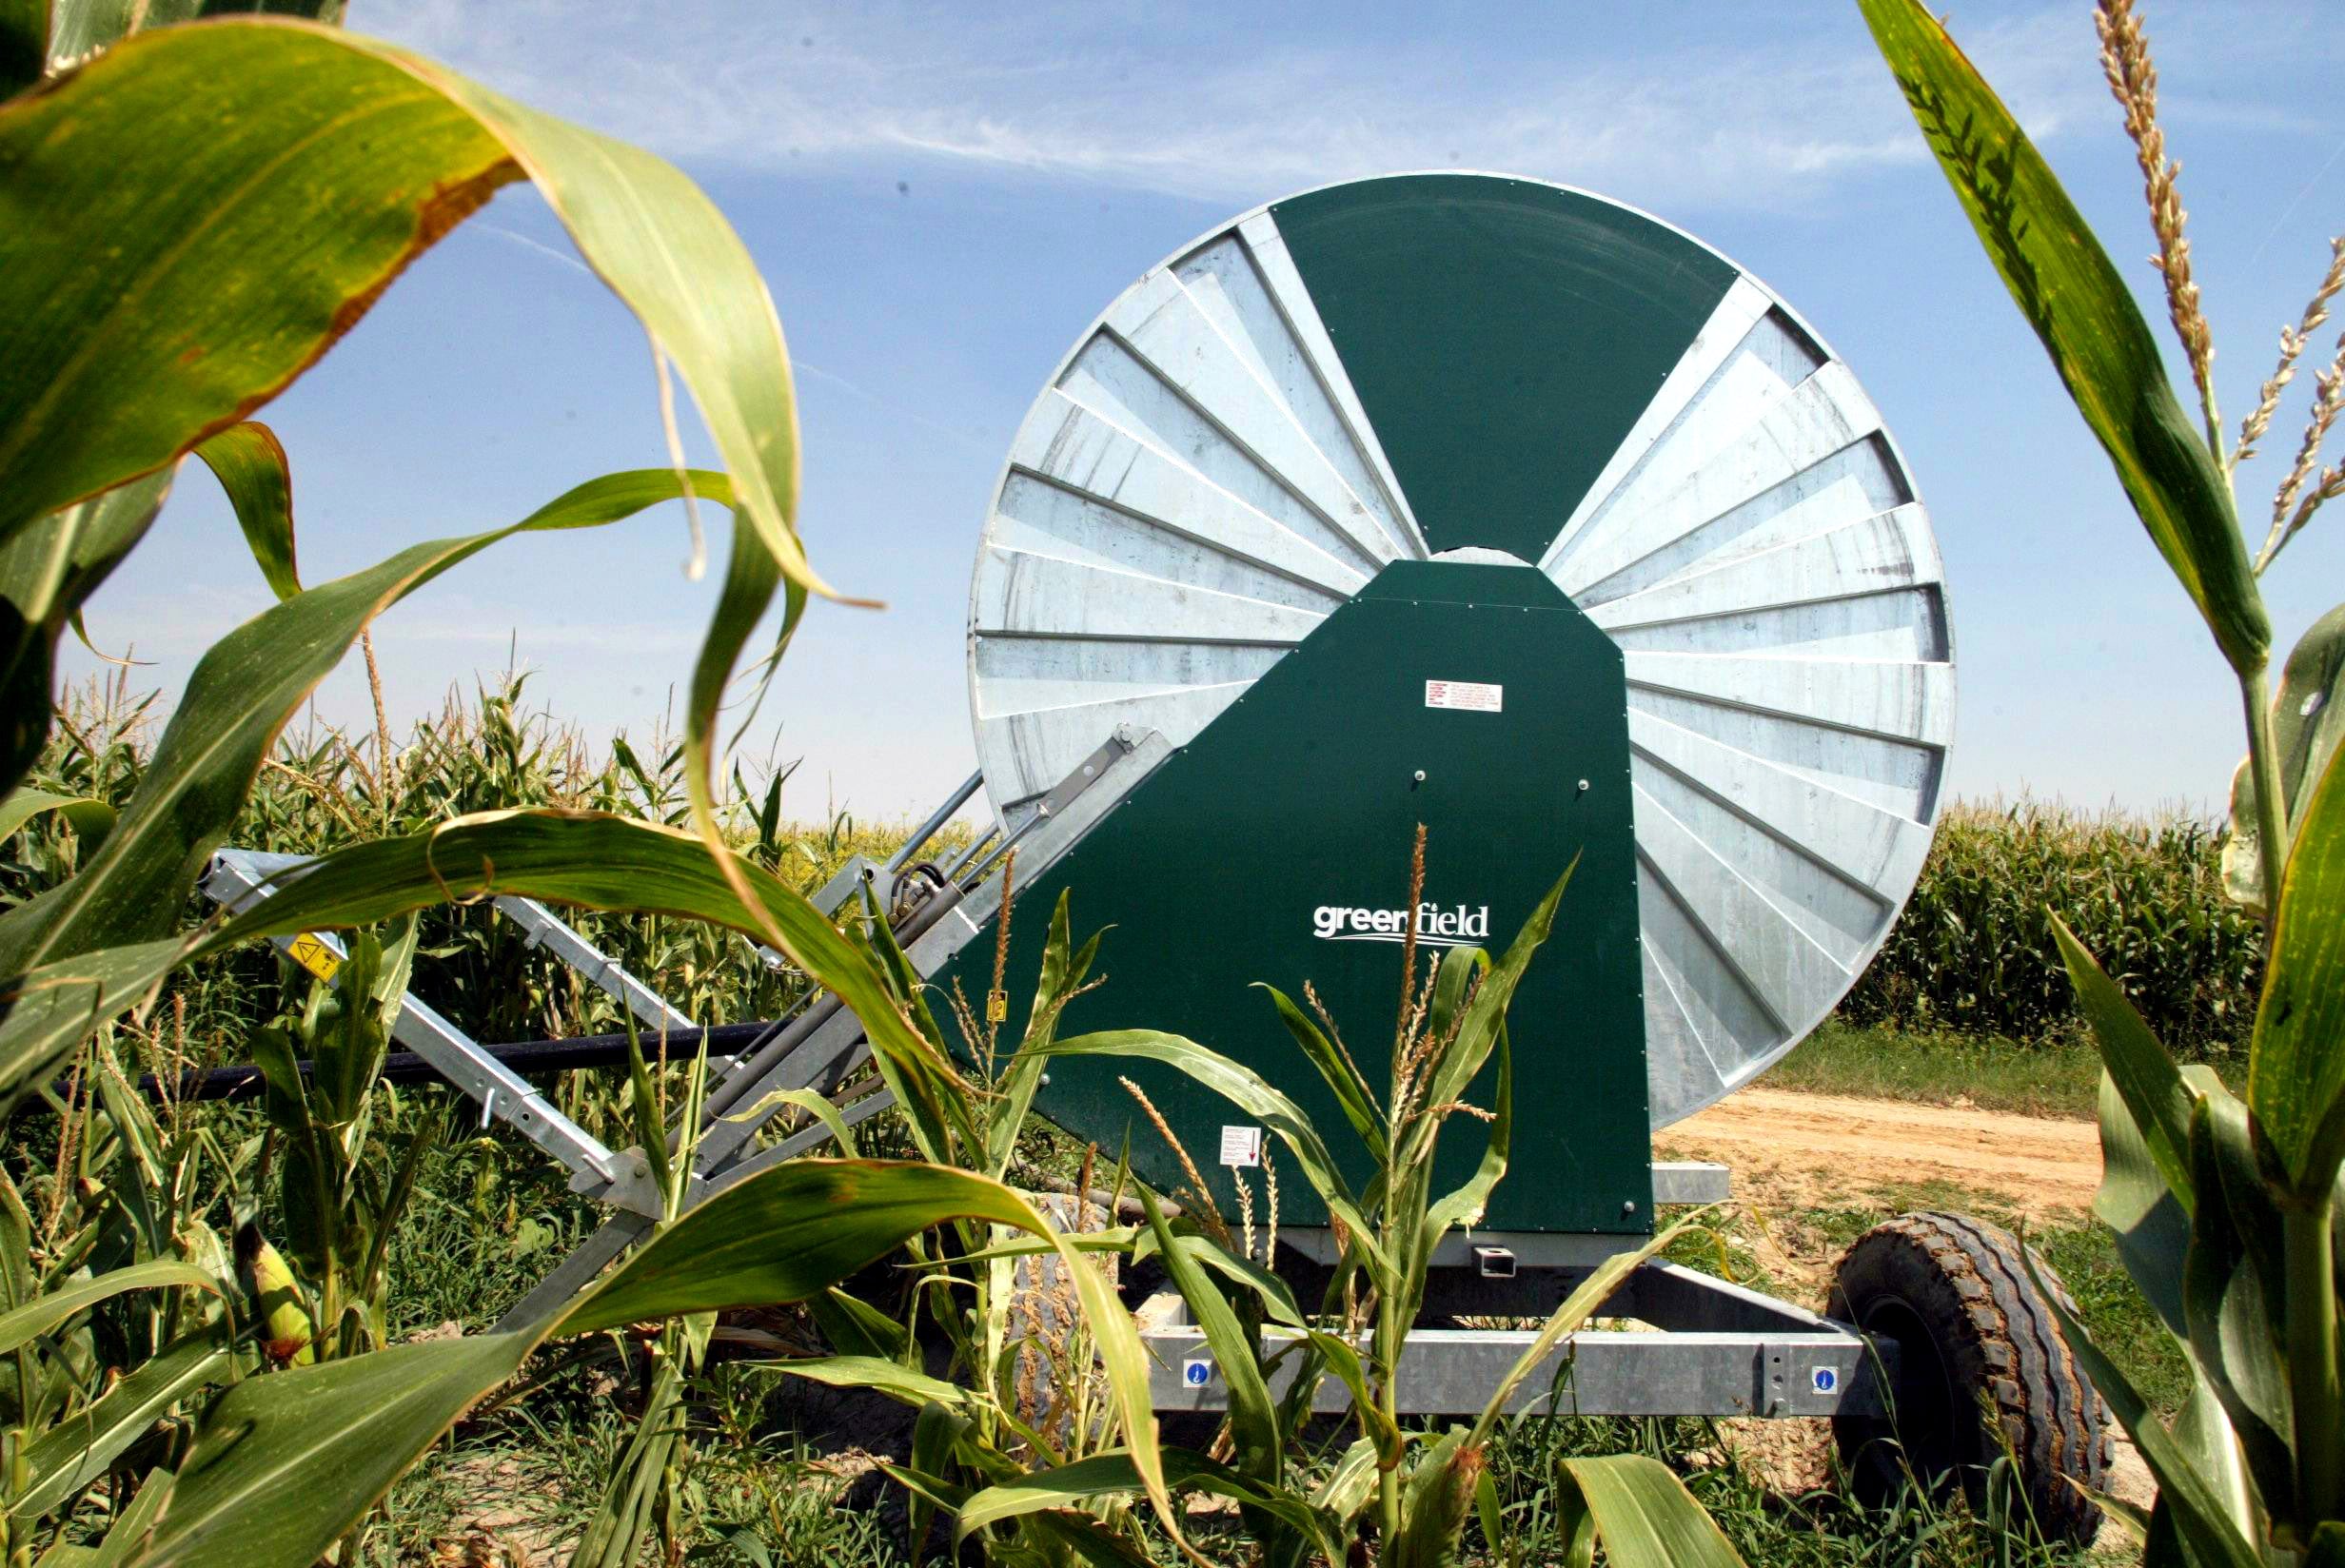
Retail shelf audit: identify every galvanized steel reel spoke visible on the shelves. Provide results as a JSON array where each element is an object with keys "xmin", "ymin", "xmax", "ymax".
[{"xmin": 967, "ymin": 173, "xmax": 1951, "ymax": 1129}]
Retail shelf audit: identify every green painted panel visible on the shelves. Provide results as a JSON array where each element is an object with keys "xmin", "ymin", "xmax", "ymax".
[
  {"xmin": 940, "ymin": 559, "xmax": 1651, "ymax": 1236},
  {"xmin": 1271, "ymin": 174, "xmax": 1736, "ymax": 562}
]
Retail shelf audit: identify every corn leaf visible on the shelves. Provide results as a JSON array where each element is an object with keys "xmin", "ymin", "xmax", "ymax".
[
  {"xmin": 1042, "ymin": 1029, "xmax": 1392, "ymax": 1280},
  {"xmin": 1423, "ymin": 1024, "xmax": 1511, "ymax": 1248},
  {"xmin": 1026, "ymin": 1513, "xmax": 1159, "ymax": 1568},
  {"xmin": 2024, "ymin": 1250, "xmax": 2264, "ymax": 1568},
  {"xmin": 2052, "ymin": 913, "xmax": 2195, "ymax": 1211},
  {"xmin": 0, "ymin": 467, "xmax": 734, "ymax": 984},
  {"xmin": 0, "ymin": 469, "xmax": 173, "ymax": 794},
  {"xmin": 192, "ymin": 421, "xmax": 297, "ymax": 600},
  {"xmin": 2092, "ymin": 1071, "xmax": 2190, "ymax": 1339},
  {"xmin": 1557, "ymin": 1454, "xmax": 1746, "ymax": 1568},
  {"xmin": 1409, "ymin": 862, "xmax": 1570, "ymax": 1134},
  {"xmin": 0, "ymin": 17, "xmax": 822, "ymax": 606},
  {"xmin": 1133, "ymin": 1185, "xmax": 1281, "ymax": 1488},
  {"xmin": 763, "ymin": 1354, "xmax": 969, "ymax": 1411},
  {"xmin": 0, "ymin": 936, "xmax": 186, "ymax": 1112},
  {"xmin": 835, "ymin": 880, "xmax": 982, "ymax": 1160},
  {"xmin": 2225, "ymin": 603, "xmax": 2345, "ymax": 914},
  {"xmin": 984, "ymin": 891, "xmax": 1083, "ymax": 1181},
  {"xmin": 903, "ymin": 1405, "xmax": 975, "ymax": 1565},
  {"xmin": 0, "ymin": 1257, "xmax": 220, "ymax": 1354},
  {"xmin": 562, "ymin": 1161, "xmax": 1054, "ymax": 1334},
  {"xmin": 954, "ymin": 1447, "xmax": 1331, "ymax": 1559},
  {"xmin": 1855, "ymin": 0, "xmax": 2267, "ymax": 676},
  {"xmin": 2270, "ymin": 606, "xmax": 2345, "ymax": 813},
  {"xmin": 132, "ymin": 1326, "xmax": 536, "ymax": 1568},
  {"xmin": 2249, "ymin": 743, "xmax": 2345, "ymax": 1189},
  {"xmin": 1132, "ymin": 1228, "xmax": 1305, "ymax": 1328},
  {"xmin": 1301, "ymin": 1326, "xmax": 1402, "ymax": 1465},
  {"xmin": 678, "ymin": 502, "xmax": 798, "ymax": 946},
  {"xmin": 1257, "ymin": 982, "xmax": 1381, "ymax": 1148},
  {"xmin": 9, "ymin": 1327, "xmax": 228, "ymax": 1522},
  {"xmin": 88, "ymin": 1471, "xmax": 173, "ymax": 1567},
  {"xmin": 946, "ymin": 1228, "xmax": 1137, "ymax": 1264},
  {"xmin": 726, "ymin": 1085, "xmax": 861, "ymax": 1157},
  {"xmin": 2178, "ymin": 1094, "xmax": 2295, "ymax": 1517},
  {"xmin": 802, "ymin": 1288, "xmax": 907, "ymax": 1362},
  {"xmin": 133, "ymin": 1158, "xmax": 1171, "ymax": 1568},
  {"xmin": 0, "ymin": 789, "xmax": 112, "ymax": 853},
  {"xmin": 1312, "ymin": 1436, "xmax": 1379, "ymax": 1529}
]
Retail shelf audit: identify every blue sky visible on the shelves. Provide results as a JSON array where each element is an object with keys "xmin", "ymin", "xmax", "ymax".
[{"xmin": 64, "ymin": 0, "xmax": 2345, "ymax": 822}]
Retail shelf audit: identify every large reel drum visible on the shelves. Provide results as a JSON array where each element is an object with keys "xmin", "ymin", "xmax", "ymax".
[{"xmin": 966, "ymin": 173, "xmax": 1951, "ymax": 1129}]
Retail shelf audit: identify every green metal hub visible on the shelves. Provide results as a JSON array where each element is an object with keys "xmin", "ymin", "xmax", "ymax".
[
  {"xmin": 1271, "ymin": 174, "xmax": 1737, "ymax": 561},
  {"xmin": 942, "ymin": 559, "xmax": 1652, "ymax": 1235}
]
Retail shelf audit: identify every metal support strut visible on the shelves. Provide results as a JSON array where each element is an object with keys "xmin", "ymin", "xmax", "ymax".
[{"xmin": 204, "ymin": 850, "xmax": 671, "ymax": 1218}]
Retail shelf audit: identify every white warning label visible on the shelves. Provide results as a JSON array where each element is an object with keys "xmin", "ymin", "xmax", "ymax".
[
  {"xmin": 1219, "ymin": 1125, "xmax": 1263, "ymax": 1168},
  {"xmin": 1425, "ymin": 679, "xmax": 1503, "ymax": 713}
]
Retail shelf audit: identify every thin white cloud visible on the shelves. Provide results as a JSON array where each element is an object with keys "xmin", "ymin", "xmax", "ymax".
[{"xmin": 364, "ymin": 1, "xmax": 2157, "ymax": 214}]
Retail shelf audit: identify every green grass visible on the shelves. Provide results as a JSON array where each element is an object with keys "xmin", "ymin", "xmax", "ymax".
[
  {"xmin": 1768, "ymin": 1018, "xmax": 2243, "ymax": 1121},
  {"xmin": 383, "ymin": 1367, "xmax": 2110, "ymax": 1568}
]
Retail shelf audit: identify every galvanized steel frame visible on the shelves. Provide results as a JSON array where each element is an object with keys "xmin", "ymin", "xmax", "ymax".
[
  {"xmin": 201, "ymin": 849, "xmax": 667, "ymax": 1218},
  {"xmin": 1142, "ymin": 1260, "xmax": 1894, "ymax": 1420},
  {"xmin": 492, "ymin": 727, "xmax": 1171, "ymax": 1330}
]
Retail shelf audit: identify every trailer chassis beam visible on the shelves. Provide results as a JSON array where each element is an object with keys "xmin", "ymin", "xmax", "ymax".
[{"xmin": 1139, "ymin": 1261, "xmax": 1893, "ymax": 1419}]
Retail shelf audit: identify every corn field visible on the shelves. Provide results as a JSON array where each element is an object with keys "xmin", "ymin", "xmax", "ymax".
[
  {"xmin": 6, "ymin": 676, "xmax": 2265, "ymax": 1069},
  {"xmin": 5, "ymin": 672, "xmax": 959, "ymax": 1068},
  {"xmin": 1840, "ymin": 798, "xmax": 2263, "ymax": 1054}
]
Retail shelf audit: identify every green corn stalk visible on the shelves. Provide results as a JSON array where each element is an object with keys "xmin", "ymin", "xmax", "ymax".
[
  {"xmin": 0, "ymin": 1028, "xmax": 247, "ymax": 1550},
  {"xmin": 1014, "ymin": 833, "xmax": 1745, "ymax": 1568},
  {"xmin": 243, "ymin": 922, "xmax": 442, "ymax": 1371},
  {"xmin": 1858, "ymin": 0, "xmax": 2345, "ymax": 1558},
  {"xmin": 571, "ymin": 1016, "xmax": 717, "ymax": 1568},
  {"xmin": 0, "ymin": 0, "xmax": 1188, "ymax": 1559},
  {"xmin": 763, "ymin": 875, "xmax": 1170, "ymax": 1562}
]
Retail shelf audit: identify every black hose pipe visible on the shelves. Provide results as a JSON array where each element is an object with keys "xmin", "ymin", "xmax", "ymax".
[{"xmin": 120, "ymin": 1019, "xmax": 778, "ymax": 1104}]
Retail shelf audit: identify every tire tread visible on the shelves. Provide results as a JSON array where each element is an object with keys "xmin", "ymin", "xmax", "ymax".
[{"xmin": 1828, "ymin": 1209, "xmax": 2112, "ymax": 1544}]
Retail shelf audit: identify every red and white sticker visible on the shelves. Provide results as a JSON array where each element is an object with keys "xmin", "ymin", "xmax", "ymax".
[{"xmin": 1425, "ymin": 679, "xmax": 1503, "ymax": 713}]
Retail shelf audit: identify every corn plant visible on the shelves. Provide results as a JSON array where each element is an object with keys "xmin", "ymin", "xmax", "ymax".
[
  {"xmin": 568, "ymin": 1022, "xmax": 719, "ymax": 1568},
  {"xmin": 756, "ymin": 873, "xmax": 1177, "ymax": 1564},
  {"xmin": 243, "ymin": 925, "xmax": 441, "ymax": 1366},
  {"xmin": 0, "ymin": 2, "xmax": 1200, "ymax": 1562},
  {"xmin": 0, "ymin": 1023, "xmax": 250, "ymax": 1565},
  {"xmin": 1860, "ymin": 1, "xmax": 2345, "ymax": 1560},
  {"xmin": 922, "ymin": 835, "xmax": 1746, "ymax": 1568}
]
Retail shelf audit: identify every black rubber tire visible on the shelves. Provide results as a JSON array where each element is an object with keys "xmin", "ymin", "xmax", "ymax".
[{"xmin": 1827, "ymin": 1211, "xmax": 2111, "ymax": 1545}]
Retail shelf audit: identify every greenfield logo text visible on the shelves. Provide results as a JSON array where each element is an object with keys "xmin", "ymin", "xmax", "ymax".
[{"xmin": 1311, "ymin": 904, "xmax": 1490, "ymax": 947}]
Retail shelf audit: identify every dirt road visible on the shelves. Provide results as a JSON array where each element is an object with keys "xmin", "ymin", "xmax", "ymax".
[
  {"xmin": 1653, "ymin": 1088, "xmax": 2151, "ymax": 1520},
  {"xmin": 1656, "ymin": 1086, "xmax": 2104, "ymax": 1221}
]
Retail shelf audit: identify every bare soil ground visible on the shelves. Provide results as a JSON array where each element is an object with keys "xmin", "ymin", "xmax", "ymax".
[
  {"xmin": 1660, "ymin": 1087, "xmax": 2154, "ymax": 1536},
  {"xmin": 1659, "ymin": 1085, "xmax": 2105, "ymax": 1224}
]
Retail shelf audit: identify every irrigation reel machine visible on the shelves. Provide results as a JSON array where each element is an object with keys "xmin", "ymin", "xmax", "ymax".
[{"xmin": 209, "ymin": 173, "xmax": 2110, "ymax": 1534}]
